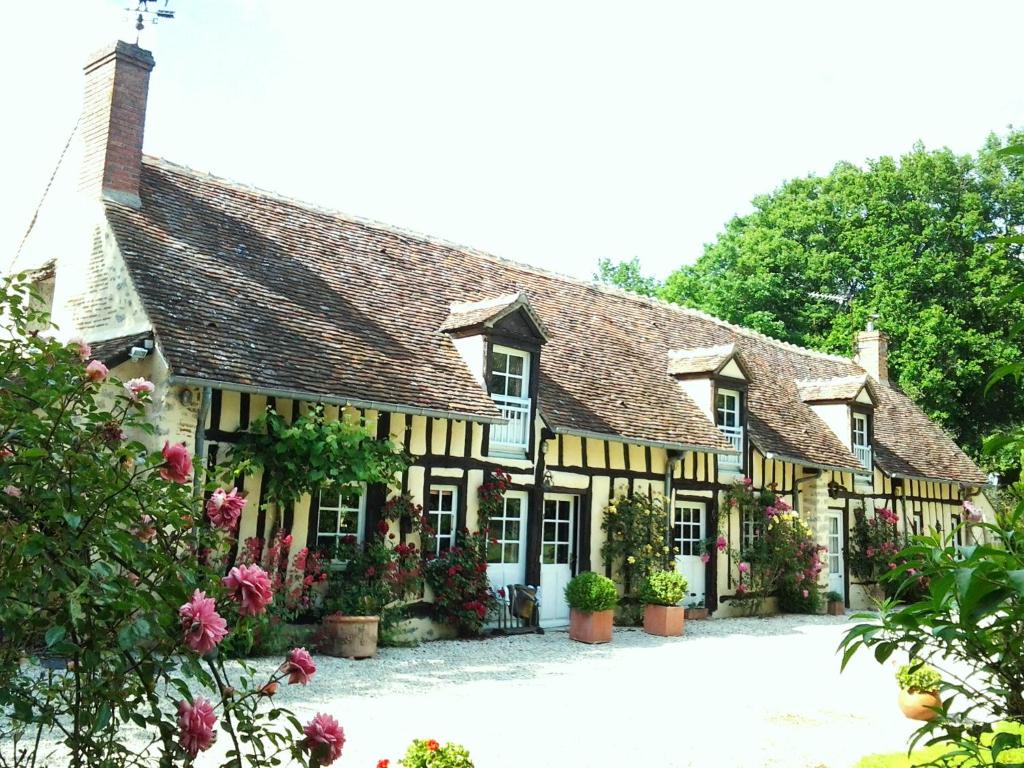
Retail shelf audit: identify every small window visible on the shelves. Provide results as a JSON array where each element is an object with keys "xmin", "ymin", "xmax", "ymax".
[
  {"xmin": 317, "ymin": 484, "xmax": 366, "ymax": 556},
  {"xmin": 488, "ymin": 494, "xmax": 525, "ymax": 564},
  {"xmin": 672, "ymin": 504, "xmax": 704, "ymax": 557},
  {"xmin": 428, "ymin": 486, "xmax": 458, "ymax": 556},
  {"xmin": 489, "ymin": 347, "xmax": 530, "ymax": 399},
  {"xmin": 951, "ymin": 513, "xmax": 963, "ymax": 547},
  {"xmin": 852, "ymin": 413, "xmax": 869, "ymax": 447},
  {"xmin": 716, "ymin": 389, "xmax": 741, "ymax": 429},
  {"xmin": 717, "ymin": 388, "xmax": 743, "ymax": 468},
  {"xmin": 912, "ymin": 509, "xmax": 924, "ymax": 536},
  {"xmin": 741, "ymin": 509, "xmax": 760, "ymax": 553}
]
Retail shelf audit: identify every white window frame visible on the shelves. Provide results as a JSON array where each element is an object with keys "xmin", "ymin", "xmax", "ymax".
[
  {"xmin": 316, "ymin": 483, "xmax": 367, "ymax": 558},
  {"xmin": 852, "ymin": 412, "xmax": 871, "ymax": 470},
  {"xmin": 488, "ymin": 493, "xmax": 526, "ymax": 565},
  {"xmin": 488, "ymin": 345, "xmax": 532, "ymax": 455},
  {"xmin": 427, "ymin": 485, "xmax": 458, "ymax": 556},
  {"xmin": 740, "ymin": 508, "xmax": 760, "ymax": 553},
  {"xmin": 672, "ymin": 504, "xmax": 704, "ymax": 557},
  {"xmin": 716, "ymin": 388, "xmax": 743, "ymax": 469}
]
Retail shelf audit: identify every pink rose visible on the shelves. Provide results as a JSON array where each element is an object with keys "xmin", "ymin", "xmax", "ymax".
[
  {"xmin": 736, "ymin": 583, "xmax": 748, "ymax": 595},
  {"xmin": 963, "ymin": 500, "xmax": 982, "ymax": 523},
  {"xmin": 132, "ymin": 514, "xmax": 157, "ymax": 541},
  {"xmin": 177, "ymin": 697, "xmax": 217, "ymax": 756},
  {"xmin": 85, "ymin": 360, "xmax": 109, "ymax": 382},
  {"xmin": 123, "ymin": 377, "xmax": 155, "ymax": 401},
  {"xmin": 700, "ymin": 552, "xmax": 710, "ymax": 564},
  {"xmin": 743, "ymin": 477, "xmax": 753, "ymax": 487},
  {"xmin": 302, "ymin": 713, "xmax": 345, "ymax": 766},
  {"xmin": 222, "ymin": 564, "xmax": 273, "ymax": 616},
  {"xmin": 4, "ymin": 485, "xmax": 20, "ymax": 498},
  {"xmin": 206, "ymin": 488, "xmax": 246, "ymax": 531},
  {"xmin": 160, "ymin": 442, "xmax": 192, "ymax": 484},
  {"xmin": 738, "ymin": 562, "xmax": 750, "ymax": 574},
  {"xmin": 0, "ymin": 446, "xmax": 13, "ymax": 460},
  {"xmin": 70, "ymin": 338, "xmax": 91, "ymax": 361},
  {"xmin": 179, "ymin": 590, "xmax": 228, "ymax": 655},
  {"xmin": 283, "ymin": 647, "xmax": 316, "ymax": 685},
  {"xmin": 716, "ymin": 535, "xmax": 727, "ymax": 552},
  {"xmin": 801, "ymin": 589, "xmax": 809, "ymax": 598}
]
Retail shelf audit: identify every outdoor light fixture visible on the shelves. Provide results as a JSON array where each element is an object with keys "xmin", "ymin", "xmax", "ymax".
[
  {"xmin": 178, "ymin": 388, "xmax": 194, "ymax": 407},
  {"xmin": 543, "ymin": 469, "xmax": 553, "ymax": 490}
]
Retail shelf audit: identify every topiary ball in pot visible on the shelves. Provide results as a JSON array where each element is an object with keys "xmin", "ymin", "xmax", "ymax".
[
  {"xmin": 896, "ymin": 662, "xmax": 943, "ymax": 721},
  {"xmin": 639, "ymin": 570, "xmax": 688, "ymax": 637},
  {"xmin": 565, "ymin": 571, "xmax": 618, "ymax": 644}
]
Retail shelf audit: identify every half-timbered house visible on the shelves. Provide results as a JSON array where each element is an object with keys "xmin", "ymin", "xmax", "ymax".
[{"xmin": 14, "ymin": 42, "xmax": 993, "ymax": 625}]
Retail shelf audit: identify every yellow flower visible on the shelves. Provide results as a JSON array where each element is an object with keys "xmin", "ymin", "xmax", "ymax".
[{"xmin": 627, "ymin": 556, "xmax": 637, "ymax": 565}]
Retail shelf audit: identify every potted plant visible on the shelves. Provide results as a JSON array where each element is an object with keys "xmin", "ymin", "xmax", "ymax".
[
  {"xmin": 896, "ymin": 662, "xmax": 943, "ymax": 721},
  {"xmin": 639, "ymin": 570, "xmax": 688, "ymax": 637},
  {"xmin": 826, "ymin": 590, "xmax": 845, "ymax": 616},
  {"xmin": 565, "ymin": 571, "xmax": 618, "ymax": 644},
  {"xmin": 685, "ymin": 601, "xmax": 709, "ymax": 620},
  {"xmin": 321, "ymin": 533, "xmax": 390, "ymax": 658}
]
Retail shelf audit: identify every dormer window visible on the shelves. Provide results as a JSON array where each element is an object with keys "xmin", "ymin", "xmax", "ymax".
[
  {"xmin": 852, "ymin": 412, "xmax": 871, "ymax": 470},
  {"xmin": 716, "ymin": 388, "xmax": 744, "ymax": 468},
  {"xmin": 489, "ymin": 345, "xmax": 531, "ymax": 454}
]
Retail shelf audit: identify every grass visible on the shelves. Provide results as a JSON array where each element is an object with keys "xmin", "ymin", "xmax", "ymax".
[{"xmin": 854, "ymin": 723, "xmax": 1024, "ymax": 767}]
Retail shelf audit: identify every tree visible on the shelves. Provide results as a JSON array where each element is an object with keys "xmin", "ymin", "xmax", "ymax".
[
  {"xmin": 594, "ymin": 256, "xmax": 661, "ymax": 297},
  {"xmin": 603, "ymin": 133, "xmax": 1024, "ymax": 474}
]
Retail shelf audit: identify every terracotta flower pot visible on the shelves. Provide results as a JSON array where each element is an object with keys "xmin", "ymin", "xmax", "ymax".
[
  {"xmin": 643, "ymin": 604, "xmax": 685, "ymax": 637},
  {"xmin": 827, "ymin": 600, "xmax": 845, "ymax": 616},
  {"xmin": 684, "ymin": 606, "xmax": 709, "ymax": 620},
  {"xmin": 321, "ymin": 614, "xmax": 379, "ymax": 659},
  {"xmin": 569, "ymin": 608, "xmax": 613, "ymax": 644},
  {"xmin": 898, "ymin": 689, "xmax": 942, "ymax": 721}
]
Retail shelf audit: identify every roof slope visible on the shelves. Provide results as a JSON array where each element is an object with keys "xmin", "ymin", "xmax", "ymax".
[
  {"xmin": 104, "ymin": 158, "xmax": 985, "ymax": 483},
  {"xmin": 667, "ymin": 344, "xmax": 737, "ymax": 376},
  {"xmin": 796, "ymin": 376, "xmax": 871, "ymax": 403}
]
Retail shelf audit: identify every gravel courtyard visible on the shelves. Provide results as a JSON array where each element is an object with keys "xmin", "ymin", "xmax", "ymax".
[{"xmin": 248, "ymin": 613, "xmax": 914, "ymax": 768}]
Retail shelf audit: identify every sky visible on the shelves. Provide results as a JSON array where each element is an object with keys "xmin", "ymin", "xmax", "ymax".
[{"xmin": 1, "ymin": 1, "xmax": 1023, "ymax": 280}]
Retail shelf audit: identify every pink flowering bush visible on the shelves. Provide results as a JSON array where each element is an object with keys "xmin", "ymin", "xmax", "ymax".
[{"xmin": 0, "ymin": 275, "xmax": 337, "ymax": 767}]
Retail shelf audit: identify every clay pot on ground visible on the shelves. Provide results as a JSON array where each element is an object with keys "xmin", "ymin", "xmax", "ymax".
[
  {"xmin": 321, "ymin": 614, "xmax": 379, "ymax": 659},
  {"xmin": 643, "ymin": 604, "xmax": 685, "ymax": 637},
  {"xmin": 684, "ymin": 606, "xmax": 709, "ymax": 620},
  {"xmin": 827, "ymin": 600, "xmax": 845, "ymax": 616},
  {"xmin": 569, "ymin": 608, "xmax": 613, "ymax": 644},
  {"xmin": 898, "ymin": 689, "xmax": 943, "ymax": 721}
]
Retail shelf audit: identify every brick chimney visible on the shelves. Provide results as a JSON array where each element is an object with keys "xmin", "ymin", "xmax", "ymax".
[
  {"xmin": 79, "ymin": 41, "xmax": 155, "ymax": 208},
  {"xmin": 855, "ymin": 324, "xmax": 889, "ymax": 382}
]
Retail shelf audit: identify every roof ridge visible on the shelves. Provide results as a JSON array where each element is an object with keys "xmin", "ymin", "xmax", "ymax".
[
  {"xmin": 140, "ymin": 155, "xmax": 859, "ymax": 367},
  {"xmin": 796, "ymin": 374, "xmax": 868, "ymax": 385}
]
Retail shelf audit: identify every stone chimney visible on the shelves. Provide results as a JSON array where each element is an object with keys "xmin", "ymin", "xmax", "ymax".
[
  {"xmin": 79, "ymin": 41, "xmax": 155, "ymax": 208},
  {"xmin": 855, "ymin": 325, "xmax": 889, "ymax": 382}
]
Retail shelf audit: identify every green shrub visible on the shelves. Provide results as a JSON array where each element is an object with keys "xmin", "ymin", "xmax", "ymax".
[
  {"xmin": 826, "ymin": 590, "xmax": 843, "ymax": 602},
  {"xmin": 564, "ymin": 571, "xmax": 618, "ymax": 613},
  {"xmin": 401, "ymin": 738, "xmax": 475, "ymax": 767},
  {"xmin": 639, "ymin": 570, "xmax": 687, "ymax": 606},
  {"xmin": 896, "ymin": 662, "xmax": 941, "ymax": 693}
]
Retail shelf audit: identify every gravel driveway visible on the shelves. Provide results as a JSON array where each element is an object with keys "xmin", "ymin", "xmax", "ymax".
[
  {"xmin": 249, "ymin": 613, "xmax": 914, "ymax": 768},
  {"xmin": 4, "ymin": 614, "xmax": 916, "ymax": 767}
]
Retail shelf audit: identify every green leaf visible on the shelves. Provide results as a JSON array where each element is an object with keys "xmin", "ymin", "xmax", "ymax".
[
  {"xmin": 62, "ymin": 511, "xmax": 82, "ymax": 529},
  {"xmin": 1008, "ymin": 570, "xmax": 1024, "ymax": 597},
  {"xmin": 44, "ymin": 626, "xmax": 66, "ymax": 647}
]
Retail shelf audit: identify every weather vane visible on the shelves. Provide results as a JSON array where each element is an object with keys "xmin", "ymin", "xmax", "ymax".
[{"xmin": 126, "ymin": 0, "xmax": 176, "ymax": 44}]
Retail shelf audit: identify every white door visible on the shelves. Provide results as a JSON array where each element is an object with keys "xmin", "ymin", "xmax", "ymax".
[
  {"xmin": 487, "ymin": 491, "xmax": 528, "ymax": 595},
  {"xmin": 539, "ymin": 494, "xmax": 576, "ymax": 626},
  {"xmin": 672, "ymin": 502, "xmax": 706, "ymax": 607},
  {"xmin": 827, "ymin": 512, "xmax": 845, "ymax": 597}
]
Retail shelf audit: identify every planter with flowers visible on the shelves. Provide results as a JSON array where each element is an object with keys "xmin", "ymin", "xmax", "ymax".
[
  {"xmin": 639, "ymin": 570, "xmax": 688, "ymax": 637},
  {"xmin": 826, "ymin": 590, "xmax": 845, "ymax": 616},
  {"xmin": 896, "ymin": 662, "xmax": 943, "ymax": 721},
  {"xmin": 685, "ymin": 602, "xmax": 709, "ymax": 620},
  {"xmin": 565, "ymin": 571, "xmax": 618, "ymax": 644}
]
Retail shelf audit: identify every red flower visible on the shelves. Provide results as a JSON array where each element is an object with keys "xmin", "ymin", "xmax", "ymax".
[
  {"xmin": 366, "ymin": 566, "xmax": 377, "ymax": 577},
  {"xmin": 475, "ymin": 562, "xmax": 487, "ymax": 573},
  {"xmin": 426, "ymin": 740, "xmax": 440, "ymax": 752},
  {"xmin": 377, "ymin": 761, "xmax": 390, "ymax": 768},
  {"xmin": 179, "ymin": 590, "xmax": 228, "ymax": 655},
  {"xmin": 283, "ymin": 647, "xmax": 316, "ymax": 685},
  {"xmin": 448, "ymin": 566, "xmax": 457, "ymax": 576},
  {"xmin": 222, "ymin": 564, "xmax": 274, "ymax": 616},
  {"xmin": 377, "ymin": 520, "xmax": 390, "ymax": 537},
  {"xmin": 160, "ymin": 442, "xmax": 193, "ymax": 483},
  {"xmin": 177, "ymin": 697, "xmax": 216, "ymax": 756},
  {"xmin": 301, "ymin": 713, "xmax": 345, "ymax": 765}
]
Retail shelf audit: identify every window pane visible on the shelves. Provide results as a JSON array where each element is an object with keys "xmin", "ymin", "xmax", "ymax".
[
  {"xmin": 506, "ymin": 377, "xmax": 522, "ymax": 397},
  {"xmin": 542, "ymin": 543, "xmax": 555, "ymax": 564},
  {"xmin": 504, "ymin": 543, "xmax": 519, "ymax": 562},
  {"xmin": 318, "ymin": 509, "xmax": 338, "ymax": 533},
  {"xmin": 487, "ymin": 542, "xmax": 501, "ymax": 563},
  {"xmin": 556, "ymin": 544, "xmax": 568, "ymax": 565},
  {"xmin": 508, "ymin": 354, "xmax": 524, "ymax": 376},
  {"xmin": 491, "ymin": 350, "xmax": 509, "ymax": 374}
]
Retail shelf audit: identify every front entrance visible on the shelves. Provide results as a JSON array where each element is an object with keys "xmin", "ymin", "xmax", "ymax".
[
  {"xmin": 539, "ymin": 494, "xmax": 577, "ymax": 626},
  {"xmin": 826, "ymin": 511, "xmax": 845, "ymax": 598},
  {"xmin": 486, "ymin": 491, "xmax": 528, "ymax": 597},
  {"xmin": 672, "ymin": 501, "xmax": 707, "ymax": 607}
]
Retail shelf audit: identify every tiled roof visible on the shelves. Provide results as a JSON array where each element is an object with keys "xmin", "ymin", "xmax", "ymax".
[
  {"xmin": 667, "ymin": 344, "xmax": 736, "ymax": 376},
  {"xmin": 103, "ymin": 157, "xmax": 986, "ymax": 483},
  {"xmin": 796, "ymin": 375, "xmax": 871, "ymax": 403}
]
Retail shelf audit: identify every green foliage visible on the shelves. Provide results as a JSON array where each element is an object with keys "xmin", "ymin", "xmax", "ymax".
[
  {"xmin": 594, "ymin": 256, "xmax": 661, "ymax": 297},
  {"xmin": 853, "ymin": 723, "xmax": 1024, "ymax": 767},
  {"xmin": 232, "ymin": 405, "xmax": 410, "ymax": 508},
  {"xmin": 826, "ymin": 590, "xmax": 844, "ymax": 603},
  {"xmin": 639, "ymin": 570, "xmax": 687, "ymax": 606},
  {"xmin": 0, "ymin": 275, "xmax": 311, "ymax": 766},
  {"xmin": 564, "ymin": 571, "xmax": 618, "ymax": 613},
  {"xmin": 897, "ymin": 662, "xmax": 942, "ymax": 694},
  {"xmin": 400, "ymin": 738, "xmax": 475, "ymax": 768},
  {"xmin": 600, "ymin": 493, "xmax": 675, "ymax": 596},
  {"xmin": 849, "ymin": 507, "xmax": 904, "ymax": 582},
  {"xmin": 637, "ymin": 134, "xmax": 1024, "ymax": 475},
  {"xmin": 423, "ymin": 533, "xmax": 494, "ymax": 636}
]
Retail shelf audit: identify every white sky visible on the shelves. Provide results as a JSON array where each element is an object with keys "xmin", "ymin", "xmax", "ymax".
[{"xmin": 1, "ymin": 1, "xmax": 1022, "ymax": 279}]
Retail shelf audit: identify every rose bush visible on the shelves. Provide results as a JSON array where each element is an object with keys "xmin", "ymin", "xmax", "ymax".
[{"xmin": 0, "ymin": 275, "xmax": 340, "ymax": 767}]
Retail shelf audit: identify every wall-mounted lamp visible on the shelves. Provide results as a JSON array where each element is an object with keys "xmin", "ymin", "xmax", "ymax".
[
  {"xmin": 542, "ymin": 469, "xmax": 553, "ymax": 490},
  {"xmin": 178, "ymin": 388, "xmax": 194, "ymax": 407}
]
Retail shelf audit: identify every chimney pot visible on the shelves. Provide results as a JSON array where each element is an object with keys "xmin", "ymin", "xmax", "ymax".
[{"xmin": 79, "ymin": 41, "xmax": 155, "ymax": 208}]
